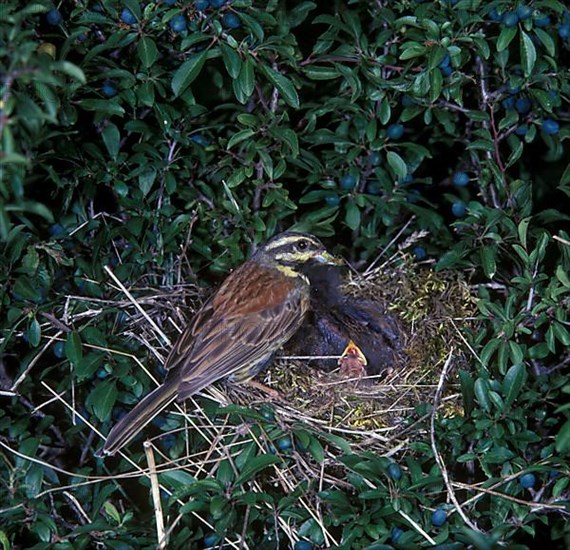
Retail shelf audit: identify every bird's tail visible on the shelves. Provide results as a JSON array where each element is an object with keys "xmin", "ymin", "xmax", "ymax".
[{"xmin": 96, "ymin": 377, "xmax": 178, "ymax": 457}]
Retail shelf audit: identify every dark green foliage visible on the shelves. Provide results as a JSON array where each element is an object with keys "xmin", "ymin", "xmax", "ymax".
[{"xmin": 1, "ymin": 0, "xmax": 569, "ymax": 548}]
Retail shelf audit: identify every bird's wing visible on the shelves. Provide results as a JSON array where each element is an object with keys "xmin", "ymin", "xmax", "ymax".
[{"xmin": 166, "ymin": 264, "xmax": 308, "ymax": 401}]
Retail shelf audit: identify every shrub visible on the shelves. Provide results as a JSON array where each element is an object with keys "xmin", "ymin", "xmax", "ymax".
[{"xmin": 1, "ymin": 0, "xmax": 568, "ymax": 547}]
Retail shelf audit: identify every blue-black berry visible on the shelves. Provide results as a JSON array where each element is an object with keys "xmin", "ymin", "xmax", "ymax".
[
  {"xmin": 191, "ymin": 134, "xmax": 210, "ymax": 146},
  {"xmin": 120, "ymin": 8, "xmax": 137, "ymax": 25},
  {"xmin": 169, "ymin": 14, "xmax": 187, "ymax": 33},
  {"xmin": 534, "ymin": 15, "xmax": 551, "ymax": 27},
  {"xmin": 102, "ymin": 80, "xmax": 117, "ymax": 98},
  {"xmin": 515, "ymin": 97, "xmax": 531, "ymax": 114},
  {"xmin": 203, "ymin": 533, "xmax": 220, "ymax": 548},
  {"xmin": 559, "ymin": 24, "xmax": 570, "ymax": 39},
  {"xmin": 519, "ymin": 473, "xmax": 536, "ymax": 489},
  {"xmin": 452, "ymin": 201, "xmax": 466, "ymax": 217},
  {"xmin": 46, "ymin": 8, "xmax": 62, "ymax": 26},
  {"xmin": 340, "ymin": 174, "xmax": 357, "ymax": 190},
  {"xmin": 413, "ymin": 246, "xmax": 427, "ymax": 260},
  {"xmin": 502, "ymin": 11, "xmax": 519, "ymax": 27},
  {"xmin": 516, "ymin": 5, "xmax": 532, "ymax": 20},
  {"xmin": 391, "ymin": 527, "xmax": 404, "ymax": 543},
  {"xmin": 542, "ymin": 119, "xmax": 560, "ymax": 135},
  {"xmin": 452, "ymin": 171, "xmax": 469, "ymax": 187},
  {"xmin": 387, "ymin": 463, "xmax": 402, "ymax": 480},
  {"xmin": 387, "ymin": 123, "xmax": 405, "ymax": 139},
  {"xmin": 325, "ymin": 194, "xmax": 340, "ymax": 206},
  {"xmin": 276, "ymin": 436, "xmax": 293, "ymax": 451},
  {"xmin": 222, "ymin": 13, "xmax": 240, "ymax": 29},
  {"xmin": 431, "ymin": 508, "xmax": 447, "ymax": 527}
]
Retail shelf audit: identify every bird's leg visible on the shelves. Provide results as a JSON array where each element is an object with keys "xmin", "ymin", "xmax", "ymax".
[
  {"xmin": 243, "ymin": 380, "xmax": 281, "ymax": 399},
  {"xmin": 338, "ymin": 340, "xmax": 368, "ymax": 378}
]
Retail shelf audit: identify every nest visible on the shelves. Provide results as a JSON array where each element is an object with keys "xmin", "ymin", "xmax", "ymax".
[{"xmin": 226, "ymin": 257, "xmax": 478, "ymax": 453}]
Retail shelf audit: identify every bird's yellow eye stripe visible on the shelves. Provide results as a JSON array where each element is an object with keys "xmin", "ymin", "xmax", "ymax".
[{"xmin": 274, "ymin": 250, "xmax": 319, "ymax": 263}]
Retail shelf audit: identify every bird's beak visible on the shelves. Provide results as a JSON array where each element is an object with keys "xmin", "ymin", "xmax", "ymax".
[{"xmin": 313, "ymin": 250, "xmax": 344, "ymax": 266}]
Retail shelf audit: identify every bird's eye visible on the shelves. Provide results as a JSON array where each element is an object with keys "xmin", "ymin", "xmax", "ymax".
[{"xmin": 297, "ymin": 239, "xmax": 309, "ymax": 251}]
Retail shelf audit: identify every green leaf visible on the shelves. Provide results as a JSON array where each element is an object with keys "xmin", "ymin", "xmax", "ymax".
[
  {"xmin": 534, "ymin": 28, "xmax": 555, "ymax": 57},
  {"xmin": 386, "ymin": 151, "xmax": 407, "ymax": 180},
  {"xmin": 12, "ymin": 276, "xmax": 43, "ymax": 303},
  {"xmin": 480, "ymin": 245, "xmax": 497, "ymax": 279},
  {"xmin": 429, "ymin": 68, "xmax": 443, "ymax": 103},
  {"xmin": 137, "ymin": 36, "xmax": 159, "ymax": 68},
  {"xmin": 288, "ymin": 1, "xmax": 317, "ymax": 27},
  {"xmin": 171, "ymin": 50, "xmax": 208, "ymax": 97},
  {"xmin": 233, "ymin": 57, "xmax": 255, "ymax": 103},
  {"xmin": 556, "ymin": 265, "xmax": 570, "ymax": 288},
  {"xmin": 65, "ymin": 331, "xmax": 83, "ymax": 366},
  {"xmin": 227, "ymin": 129, "xmax": 255, "ymax": 149},
  {"xmin": 517, "ymin": 217, "xmax": 531, "ymax": 249},
  {"xmin": 459, "ymin": 370, "xmax": 474, "ymax": 416},
  {"xmin": 344, "ymin": 201, "xmax": 360, "ymax": 230},
  {"xmin": 555, "ymin": 420, "xmax": 570, "ymax": 454},
  {"xmin": 303, "ymin": 66, "xmax": 340, "ymax": 80},
  {"xmin": 103, "ymin": 501, "xmax": 121, "ymax": 524},
  {"xmin": 480, "ymin": 338, "xmax": 500, "ymax": 367},
  {"xmin": 79, "ymin": 99, "xmax": 125, "ymax": 117},
  {"xmin": 138, "ymin": 169, "xmax": 157, "ymax": 196},
  {"xmin": 87, "ymin": 379, "xmax": 118, "ymax": 422},
  {"xmin": 101, "ymin": 123, "xmax": 120, "ymax": 160},
  {"xmin": 520, "ymin": 31, "xmax": 536, "ymax": 77},
  {"xmin": 280, "ymin": 129, "xmax": 299, "ymax": 157},
  {"xmin": 560, "ymin": 162, "xmax": 570, "ymax": 188},
  {"xmin": 399, "ymin": 43, "xmax": 426, "ymax": 59},
  {"xmin": 497, "ymin": 26, "xmax": 517, "ymax": 52},
  {"xmin": 234, "ymin": 454, "xmax": 281, "ymax": 486},
  {"xmin": 220, "ymin": 43, "xmax": 242, "ymax": 79},
  {"xmin": 137, "ymin": 80, "xmax": 155, "ymax": 106},
  {"xmin": 474, "ymin": 378, "xmax": 491, "ymax": 412},
  {"xmin": 509, "ymin": 341, "xmax": 524, "ymax": 365},
  {"xmin": 502, "ymin": 363, "xmax": 526, "ymax": 407},
  {"xmin": 53, "ymin": 61, "xmax": 86, "ymax": 84},
  {"xmin": 28, "ymin": 318, "xmax": 41, "ymax": 348},
  {"xmin": 552, "ymin": 322, "xmax": 570, "ymax": 346},
  {"xmin": 506, "ymin": 139, "xmax": 523, "ymax": 169},
  {"xmin": 260, "ymin": 66, "xmax": 299, "ymax": 108},
  {"xmin": 484, "ymin": 446, "xmax": 515, "ymax": 463}
]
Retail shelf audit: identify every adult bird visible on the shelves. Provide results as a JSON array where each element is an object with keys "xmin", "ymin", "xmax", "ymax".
[{"xmin": 97, "ymin": 232, "xmax": 341, "ymax": 456}]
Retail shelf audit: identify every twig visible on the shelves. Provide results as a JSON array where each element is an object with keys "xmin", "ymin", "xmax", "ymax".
[
  {"xmin": 452, "ymin": 480, "xmax": 568, "ymax": 512},
  {"xmin": 430, "ymin": 350, "xmax": 482, "ymax": 532},
  {"xmin": 364, "ymin": 217, "xmax": 415, "ymax": 275},
  {"xmin": 62, "ymin": 491, "xmax": 92, "ymax": 524},
  {"xmin": 398, "ymin": 510, "xmax": 436, "ymax": 545},
  {"xmin": 103, "ymin": 265, "xmax": 171, "ymax": 346},
  {"xmin": 11, "ymin": 330, "xmax": 64, "ymax": 392},
  {"xmin": 144, "ymin": 442, "xmax": 167, "ymax": 549}
]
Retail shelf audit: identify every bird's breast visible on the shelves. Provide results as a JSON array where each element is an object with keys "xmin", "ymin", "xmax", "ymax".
[{"xmin": 213, "ymin": 261, "xmax": 308, "ymax": 317}]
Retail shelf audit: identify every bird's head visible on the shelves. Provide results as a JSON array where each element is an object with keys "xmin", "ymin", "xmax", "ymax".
[{"xmin": 254, "ymin": 232, "xmax": 342, "ymax": 277}]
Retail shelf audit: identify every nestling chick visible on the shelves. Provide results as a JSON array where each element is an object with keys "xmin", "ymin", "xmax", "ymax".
[{"xmin": 285, "ymin": 264, "xmax": 404, "ymax": 377}]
